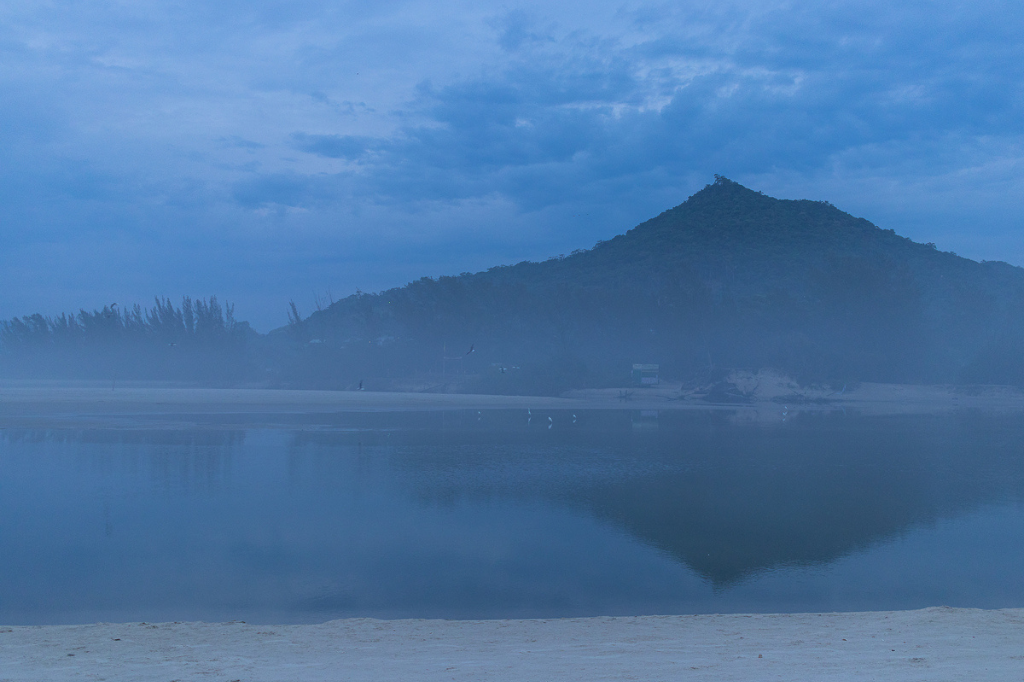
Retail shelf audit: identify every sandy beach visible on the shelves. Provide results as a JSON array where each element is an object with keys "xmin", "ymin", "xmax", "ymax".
[{"xmin": 2, "ymin": 607, "xmax": 1022, "ymax": 681}]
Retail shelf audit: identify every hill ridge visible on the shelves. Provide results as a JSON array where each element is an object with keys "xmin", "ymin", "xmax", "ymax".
[
  {"xmin": 277, "ymin": 178, "xmax": 1024, "ymax": 393},
  {"xmin": 6, "ymin": 178, "xmax": 1022, "ymax": 392}
]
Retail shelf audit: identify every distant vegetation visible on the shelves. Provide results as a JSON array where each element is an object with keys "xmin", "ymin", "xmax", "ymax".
[
  {"xmin": 275, "ymin": 176, "xmax": 1024, "ymax": 392},
  {"xmin": 4, "ymin": 177, "xmax": 1024, "ymax": 392},
  {"xmin": 0, "ymin": 297, "xmax": 255, "ymax": 383}
]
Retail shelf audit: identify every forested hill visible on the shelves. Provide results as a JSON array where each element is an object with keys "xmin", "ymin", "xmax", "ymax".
[
  {"xmin": 4, "ymin": 177, "xmax": 1023, "ymax": 391},
  {"xmin": 280, "ymin": 177, "xmax": 1024, "ymax": 392}
]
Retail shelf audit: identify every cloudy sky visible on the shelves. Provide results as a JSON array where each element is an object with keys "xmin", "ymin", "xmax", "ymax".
[{"xmin": 2, "ymin": 0, "xmax": 1022, "ymax": 330}]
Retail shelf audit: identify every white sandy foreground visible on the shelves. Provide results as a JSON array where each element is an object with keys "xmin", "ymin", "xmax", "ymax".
[{"xmin": 2, "ymin": 608, "xmax": 1023, "ymax": 681}]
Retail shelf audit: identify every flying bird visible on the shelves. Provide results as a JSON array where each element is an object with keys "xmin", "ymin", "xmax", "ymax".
[{"xmin": 466, "ymin": 344, "xmax": 474, "ymax": 355}]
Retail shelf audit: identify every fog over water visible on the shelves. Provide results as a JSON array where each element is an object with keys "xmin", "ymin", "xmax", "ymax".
[{"xmin": 2, "ymin": 409, "xmax": 1023, "ymax": 624}]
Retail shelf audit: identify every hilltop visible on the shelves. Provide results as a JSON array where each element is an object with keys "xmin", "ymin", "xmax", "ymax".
[
  {"xmin": 277, "ymin": 177, "xmax": 1024, "ymax": 393},
  {"xmin": 5, "ymin": 177, "xmax": 1023, "ymax": 392}
]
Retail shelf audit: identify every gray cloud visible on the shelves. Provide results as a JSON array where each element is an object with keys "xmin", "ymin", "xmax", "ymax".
[
  {"xmin": 2, "ymin": 0, "xmax": 1023, "ymax": 330},
  {"xmin": 290, "ymin": 133, "xmax": 375, "ymax": 160}
]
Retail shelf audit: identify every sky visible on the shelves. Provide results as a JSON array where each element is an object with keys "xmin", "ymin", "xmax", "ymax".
[{"xmin": 1, "ymin": 0, "xmax": 1023, "ymax": 331}]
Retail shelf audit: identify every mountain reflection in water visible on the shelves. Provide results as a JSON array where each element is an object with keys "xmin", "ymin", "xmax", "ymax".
[
  {"xmin": 292, "ymin": 410, "xmax": 1024, "ymax": 585},
  {"xmin": 1, "ymin": 409, "xmax": 1023, "ymax": 623}
]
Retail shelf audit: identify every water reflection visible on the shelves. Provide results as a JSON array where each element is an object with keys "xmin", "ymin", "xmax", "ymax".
[
  {"xmin": 295, "ymin": 411, "xmax": 1024, "ymax": 585},
  {"xmin": 2, "ymin": 428, "xmax": 240, "ymax": 492},
  {"xmin": 1, "ymin": 410, "xmax": 1023, "ymax": 623}
]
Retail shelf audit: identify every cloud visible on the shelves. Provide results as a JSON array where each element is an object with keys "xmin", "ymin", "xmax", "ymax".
[
  {"xmin": 490, "ymin": 10, "xmax": 547, "ymax": 53},
  {"xmin": 232, "ymin": 173, "xmax": 318, "ymax": 208},
  {"xmin": 2, "ymin": 0, "xmax": 1024, "ymax": 330},
  {"xmin": 292, "ymin": 1, "xmax": 1023, "ymax": 222},
  {"xmin": 290, "ymin": 133, "xmax": 374, "ymax": 160}
]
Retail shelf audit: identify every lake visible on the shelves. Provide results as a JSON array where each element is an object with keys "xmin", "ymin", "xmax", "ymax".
[{"xmin": 2, "ymin": 408, "xmax": 1024, "ymax": 624}]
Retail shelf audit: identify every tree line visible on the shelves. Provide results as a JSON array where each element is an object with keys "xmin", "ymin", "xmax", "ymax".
[
  {"xmin": 0, "ymin": 297, "xmax": 255, "ymax": 382},
  {"xmin": 5, "ymin": 179, "xmax": 1024, "ymax": 392}
]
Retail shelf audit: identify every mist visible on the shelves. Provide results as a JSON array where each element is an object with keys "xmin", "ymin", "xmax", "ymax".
[{"xmin": 5, "ymin": 179, "xmax": 1024, "ymax": 395}]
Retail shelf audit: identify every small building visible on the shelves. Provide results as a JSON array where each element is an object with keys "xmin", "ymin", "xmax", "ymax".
[{"xmin": 631, "ymin": 363, "xmax": 660, "ymax": 386}]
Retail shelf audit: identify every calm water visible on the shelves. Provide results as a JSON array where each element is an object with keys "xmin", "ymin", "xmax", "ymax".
[{"xmin": 2, "ymin": 409, "xmax": 1024, "ymax": 624}]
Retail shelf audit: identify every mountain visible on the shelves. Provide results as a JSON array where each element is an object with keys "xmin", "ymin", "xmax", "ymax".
[{"xmin": 279, "ymin": 176, "xmax": 1024, "ymax": 393}]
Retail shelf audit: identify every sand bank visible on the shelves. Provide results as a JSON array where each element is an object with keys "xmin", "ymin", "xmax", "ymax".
[
  {"xmin": 0, "ymin": 386, "xmax": 587, "ymax": 428},
  {"xmin": 1, "ymin": 379, "xmax": 1023, "ymax": 426},
  {"xmin": 2, "ymin": 608, "xmax": 1022, "ymax": 681},
  {"xmin": 0, "ymin": 384, "xmax": 573, "ymax": 415}
]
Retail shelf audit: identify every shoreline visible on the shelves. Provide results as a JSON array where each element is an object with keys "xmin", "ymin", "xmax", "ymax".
[
  {"xmin": 0, "ymin": 382, "xmax": 1023, "ymax": 429},
  {"xmin": 3, "ymin": 607, "xmax": 1022, "ymax": 681},
  {"xmin": 4, "ymin": 392, "xmax": 1023, "ymax": 679}
]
